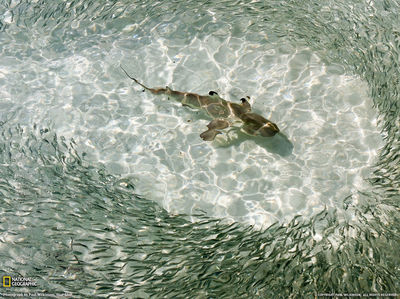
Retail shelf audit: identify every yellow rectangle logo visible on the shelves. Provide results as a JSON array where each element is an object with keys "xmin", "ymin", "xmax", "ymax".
[{"xmin": 3, "ymin": 276, "xmax": 11, "ymax": 287}]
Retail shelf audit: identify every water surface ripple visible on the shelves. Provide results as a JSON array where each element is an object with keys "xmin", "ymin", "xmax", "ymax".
[{"xmin": 0, "ymin": 0, "xmax": 399, "ymax": 297}]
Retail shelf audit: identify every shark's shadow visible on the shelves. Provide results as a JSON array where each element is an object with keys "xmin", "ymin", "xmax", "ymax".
[{"xmin": 215, "ymin": 129, "xmax": 294, "ymax": 157}]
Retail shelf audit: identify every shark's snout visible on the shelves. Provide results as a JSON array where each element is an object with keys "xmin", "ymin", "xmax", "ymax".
[{"xmin": 259, "ymin": 122, "xmax": 280, "ymax": 137}]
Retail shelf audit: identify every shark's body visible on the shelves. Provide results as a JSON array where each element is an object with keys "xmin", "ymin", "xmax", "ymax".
[{"xmin": 121, "ymin": 66, "xmax": 279, "ymax": 141}]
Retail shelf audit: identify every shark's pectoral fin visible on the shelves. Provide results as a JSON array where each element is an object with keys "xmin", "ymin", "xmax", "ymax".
[
  {"xmin": 200, "ymin": 119, "xmax": 230, "ymax": 141},
  {"xmin": 206, "ymin": 119, "xmax": 230, "ymax": 130},
  {"xmin": 200, "ymin": 129, "xmax": 222, "ymax": 141}
]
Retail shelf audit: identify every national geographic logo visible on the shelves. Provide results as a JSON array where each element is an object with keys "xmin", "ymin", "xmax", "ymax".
[
  {"xmin": 2, "ymin": 276, "xmax": 10, "ymax": 288},
  {"xmin": 2, "ymin": 276, "xmax": 37, "ymax": 288}
]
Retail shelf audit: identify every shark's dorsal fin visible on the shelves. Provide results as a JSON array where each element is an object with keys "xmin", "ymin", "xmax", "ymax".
[{"xmin": 240, "ymin": 96, "xmax": 251, "ymax": 112}]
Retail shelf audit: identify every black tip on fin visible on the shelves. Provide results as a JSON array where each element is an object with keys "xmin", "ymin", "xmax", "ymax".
[{"xmin": 209, "ymin": 91, "xmax": 218, "ymax": 96}]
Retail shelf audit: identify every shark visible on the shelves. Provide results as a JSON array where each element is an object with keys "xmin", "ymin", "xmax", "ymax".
[{"xmin": 121, "ymin": 66, "xmax": 279, "ymax": 141}]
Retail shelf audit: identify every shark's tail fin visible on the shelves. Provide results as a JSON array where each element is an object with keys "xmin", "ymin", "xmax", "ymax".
[{"xmin": 120, "ymin": 65, "xmax": 151, "ymax": 91}]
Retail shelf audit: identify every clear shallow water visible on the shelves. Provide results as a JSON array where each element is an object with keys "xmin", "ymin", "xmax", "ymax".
[
  {"xmin": 118, "ymin": 51, "xmax": 382, "ymax": 228},
  {"xmin": 1, "ymin": 5, "xmax": 384, "ymax": 229},
  {"xmin": 0, "ymin": 0, "xmax": 399, "ymax": 298}
]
